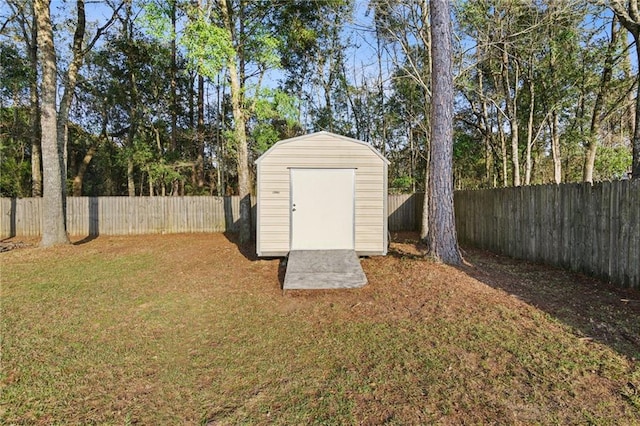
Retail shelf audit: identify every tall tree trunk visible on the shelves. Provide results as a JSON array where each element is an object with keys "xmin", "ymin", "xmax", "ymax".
[
  {"xmin": 525, "ymin": 75, "xmax": 535, "ymax": 185},
  {"xmin": 127, "ymin": 158, "xmax": 135, "ymax": 196},
  {"xmin": 610, "ymin": 0, "xmax": 640, "ymax": 179},
  {"xmin": 424, "ymin": 0, "xmax": 462, "ymax": 265},
  {"xmin": 497, "ymin": 111, "xmax": 508, "ymax": 187},
  {"xmin": 220, "ymin": 0, "xmax": 251, "ymax": 243},
  {"xmin": 169, "ymin": 0, "xmax": 180, "ymax": 196},
  {"xmin": 124, "ymin": 0, "xmax": 138, "ymax": 197},
  {"xmin": 36, "ymin": 0, "xmax": 69, "ymax": 247},
  {"xmin": 72, "ymin": 144, "xmax": 97, "ymax": 196},
  {"xmin": 501, "ymin": 47, "xmax": 520, "ymax": 187},
  {"xmin": 490, "ymin": 65, "xmax": 508, "ymax": 187},
  {"xmin": 216, "ymin": 76, "xmax": 225, "ymax": 196},
  {"xmin": 57, "ymin": 0, "xmax": 87, "ymax": 176},
  {"xmin": 632, "ymin": 34, "xmax": 640, "ymax": 179},
  {"xmin": 28, "ymin": 7, "xmax": 42, "ymax": 197},
  {"xmin": 623, "ymin": 45, "xmax": 636, "ymax": 139},
  {"xmin": 551, "ymin": 110, "xmax": 562, "ymax": 184},
  {"xmin": 196, "ymin": 75, "xmax": 205, "ymax": 188},
  {"xmin": 419, "ymin": 2, "xmax": 432, "ymax": 237},
  {"xmin": 509, "ymin": 107, "xmax": 520, "ymax": 185},
  {"xmin": 477, "ymin": 63, "xmax": 493, "ymax": 187},
  {"xmin": 30, "ymin": 91, "xmax": 42, "ymax": 197},
  {"xmin": 584, "ymin": 15, "xmax": 618, "ymax": 183},
  {"xmin": 170, "ymin": 0, "xmax": 178, "ymax": 153},
  {"xmin": 375, "ymin": 25, "xmax": 386, "ymax": 155}
]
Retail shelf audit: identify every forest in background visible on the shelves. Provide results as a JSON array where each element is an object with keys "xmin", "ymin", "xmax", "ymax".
[{"xmin": 1, "ymin": 0, "xmax": 637, "ymax": 199}]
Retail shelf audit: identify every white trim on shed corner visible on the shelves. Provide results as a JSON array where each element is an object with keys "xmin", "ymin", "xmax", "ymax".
[{"xmin": 255, "ymin": 131, "xmax": 390, "ymax": 166}]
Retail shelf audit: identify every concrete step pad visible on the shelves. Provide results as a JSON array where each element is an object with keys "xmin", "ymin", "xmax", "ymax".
[{"xmin": 284, "ymin": 250, "xmax": 367, "ymax": 290}]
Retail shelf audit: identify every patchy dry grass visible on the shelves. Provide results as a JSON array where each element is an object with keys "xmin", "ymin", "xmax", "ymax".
[{"xmin": 1, "ymin": 233, "xmax": 638, "ymax": 424}]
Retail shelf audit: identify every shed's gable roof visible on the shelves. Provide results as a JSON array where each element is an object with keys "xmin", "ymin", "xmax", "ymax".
[{"xmin": 255, "ymin": 131, "xmax": 390, "ymax": 165}]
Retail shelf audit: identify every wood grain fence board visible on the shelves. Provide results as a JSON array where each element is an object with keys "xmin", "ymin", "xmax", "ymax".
[
  {"xmin": 0, "ymin": 198, "xmax": 12, "ymax": 237},
  {"xmin": 569, "ymin": 185, "xmax": 581, "ymax": 273},
  {"xmin": 607, "ymin": 182, "xmax": 616, "ymax": 282},
  {"xmin": 613, "ymin": 181, "xmax": 622, "ymax": 283},
  {"xmin": 584, "ymin": 184, "xmax": 595, "ymax": 276},
  {"xmin": 567, "ymin": 185, "xmax": 583, "ymax": 271},
  {"xmin": 615, "ymin": 182, "xmax": 625, "ymax": 285},
  {"xmin": 559, "ymin": 185, "xmax": 569, "ymax": 268},
  {"xmin": 542, "ymin": 186, "xmax": 552, "ymax": 264},
  {"xmin": 554, "ymin": 184, "xmax": 563, "ymax": 264},
  {"xmin": 626, "ymin": 181, "xmax": 632, "ymax": 286},
  {"xmin": 589, "ymin": 183, "xmax": 599, "ymax": 276},
  {"xmin": 616, "ymin": 182, "xmax": 627, "ymax": 285},
  {"xmin": 389, "ymin": 193, "xmax": 420, "ymax": 232},
  {"xmin": 589, "ymin": 185, "xmax": 599, "ymax": 279}
]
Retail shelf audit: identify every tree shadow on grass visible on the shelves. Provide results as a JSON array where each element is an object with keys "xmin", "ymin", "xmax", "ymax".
[
  {"xmin": 73, "ymin": 197, "xmax": 100, "ymax": 245},
  {"xmin": 459, "ymin": 247, "xmax": 640, "ymax": 360},
  {"xmin": 73, "ymin": 235, "xmax": 98, "ymax": 245},
  {"xmin": 222, "ymin": 231, "xmax": 258, "ymax": 261},
  {"xmin": 390, "ymin": 232, "xmax": 640, "ymax": 360},
  {"xmin": 222, "ymin": 231, "xmax": 287, "ymax": 290}
]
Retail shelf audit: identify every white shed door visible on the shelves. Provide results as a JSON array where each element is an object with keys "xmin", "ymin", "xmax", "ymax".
[{"xmin": 290, "ymin": 168, "xmax": 355, "ymax": 250}]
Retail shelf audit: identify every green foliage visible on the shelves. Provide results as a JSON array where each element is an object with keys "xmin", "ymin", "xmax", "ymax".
[
  {"xmin": 251, "ymin": 88, "xmax": 300, "ymax": 154},
  {"xmin": 0, "ymin": 107, "xmax": 32, "ymax": 197},
  {"xmin": 595, "ymin": 145, "xmax": 632, "ymax": 181},
  {"xmin": 182, "ymin": 9, "xmax": 233, "ymax": 79},
  {"xmin": 0, "ymin": 0, "xmax": 634, "ymax": 195},
  {"xmin": 251, "ymin": 124, "xmax": 279, "ymax": 154},
  {"xmin": 277, "ymin": 0, "xmax": 349, "ymax": 82},
  {"xmin": 390, "ymin": 175, "xmax": 413, "ymax": 192},
  {"xmin": 453, "ymin": 131, "xmax": 486, "ymax": 189},
  {"xmin": 0, "ymin": 149, "xmax": 31, "ymax": 198},
  {"xmin": 138, "ymin": 0, "xmax": 176, "ymax": 41},
  {"xmin": 253, "ymin": 89, "xmax": 298, "ymax": 123},
  {"xmin": 0, "ymin": 43, "xmax": 31, "ymax": 102},
  {"xmin": 81, "ymin": 139, "xmax": 125, "ymax": 196},
  {"xmin": 141, "ymin": 1, "xmax": 234, "ymax": 83}
]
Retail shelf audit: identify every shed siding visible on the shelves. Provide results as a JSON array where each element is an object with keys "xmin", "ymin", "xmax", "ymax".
[{"xmin": 257, "ymin": 133, "xmax": 387, "ymax": 256}]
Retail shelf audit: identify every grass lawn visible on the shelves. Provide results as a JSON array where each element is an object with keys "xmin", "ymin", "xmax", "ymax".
[{"xmin": 1, "ymin": 233, "xmax": 639, "ymax": 424}]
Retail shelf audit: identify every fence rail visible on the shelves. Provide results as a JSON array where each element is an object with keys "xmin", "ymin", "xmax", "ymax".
[{"xmin": 2, "ymin": 182, "xmax": 638, "ymax": 289}]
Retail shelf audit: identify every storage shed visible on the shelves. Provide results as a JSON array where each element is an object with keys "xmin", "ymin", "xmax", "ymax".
[{"xmin": 255, "ymin": 131, "xmax": 389, "ymax": 257}]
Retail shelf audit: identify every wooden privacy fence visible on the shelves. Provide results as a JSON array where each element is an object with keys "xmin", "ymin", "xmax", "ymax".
[
  {"xmin": 388, "ymin": 193, "xmax": 423, "ymax": 232},
  {"xmin": 0, "ymin": 194, "xmax": 420, "ymax": 238},
  {"xmin": 455, "ymin": 181, "xmax": 640, "ymax": 289},
  {"xmin": 0, "ymin": 196, "xmax": 255, "ymax": 237},
  {"xmin": 3, "ymin": 185, "xmax": 637, "ymax": 288}
]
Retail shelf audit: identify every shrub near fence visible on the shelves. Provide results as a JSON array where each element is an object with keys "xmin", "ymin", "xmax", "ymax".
[{"xmin": 455, "ymin": 181, "xmax": 640, "ymax": 289}]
